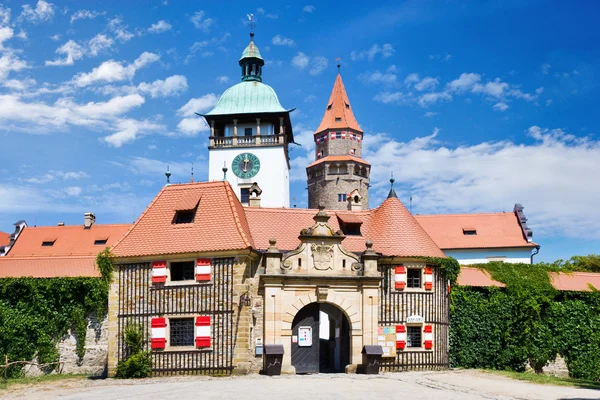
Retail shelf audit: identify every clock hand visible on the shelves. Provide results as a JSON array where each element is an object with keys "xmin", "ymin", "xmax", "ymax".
[{"xmin": 243, "ymin": 156, "xmax": 249, "ymax": 172}]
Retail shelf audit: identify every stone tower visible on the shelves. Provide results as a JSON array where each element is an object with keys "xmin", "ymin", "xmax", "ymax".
[
  {"xmin": 203, "ymin": 33, "xmax": 295, "ymax": 208},
  {"xmin": 306, "ymin": 70, "xmax": 370, "ymax": 210}
]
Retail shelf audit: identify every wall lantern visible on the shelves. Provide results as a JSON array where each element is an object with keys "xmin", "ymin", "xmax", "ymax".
[{"xmin": 240, "ymin": 292, "xmax": 252, "ymax": 307}]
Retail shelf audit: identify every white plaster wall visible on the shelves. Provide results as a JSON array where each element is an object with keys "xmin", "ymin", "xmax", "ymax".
[
  {"xmin": 208, "ymin": 147, "xmax": 289, "ymax": 208},
  {"xmin": 444, "ymin": 248, "xmax": 533, "ymax": 265}
]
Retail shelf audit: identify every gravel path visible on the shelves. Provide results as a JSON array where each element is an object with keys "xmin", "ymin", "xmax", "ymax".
[{"xmin": 1, "ymin": 370, "xmax": 598, "ymax": 400}]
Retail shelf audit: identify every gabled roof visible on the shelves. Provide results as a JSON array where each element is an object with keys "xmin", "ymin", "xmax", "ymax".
[
  {"xmin": 0, "ymin": 257, "xmax": 98, "ymax": 278},
  {"xmin": 458, "ymin": 267, "xmax": 600, "ymax": 292},
  {"xmin": 245, "ymin": 197, "xmax": 445, "ymax": 258},
  {"xmin": 415, "ymin": 212, "xmax": 537, "ymax": 249},
  {"xmin": 0, "ymin": 231, "xmax": 9, "ymax": 247},
  {"xmin": 306, "ymin": 155, "xmax": 370, "ymax": 169},
  {"xmin": 315, "ymin": 73, "xmax": 362, "ymax": 135},
  {"xmin": 111, "ymin": 181, "xmax": 254, "ymax": 258},
  {"xmin": 6, "ymin": 224, "xmax": 131, "ymax": 257}
]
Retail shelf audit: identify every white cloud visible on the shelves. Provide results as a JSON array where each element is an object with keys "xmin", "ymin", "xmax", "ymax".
[
  {"xmin": 291, "ymin": 52, "xmax": 309, "ymax": 70},
  {"xmin": 216, "ymin": 75, "xmax": 229, "ymax": 84},
  {"xmin": 64, "ymin": 186, "xmax": 82, "ymax": 196},
  {"xmin": 272, "ymin": 34, "xmax": 295, "ymax": 47},
  {"xmin": 373, "ymin": 91, "xmax": 403, "ymax": 104},
  {"xmin": 493, "ymin": 102, "xmax": 509, "ymax": 111},
  {"xmin": 472, "ymin": 78, "xmax": 509, "ymax": 98},
  {"xmin": 25, "ymin": 170, "xmax": 89, "ymax": 184},
  {"xmin": 49, "ymin": 33, "xmax": 60, "ymax": 41},
  {"xmin": 45, "ymin": 40, "xmax": 84, "ymax": 66},
  {"xmin": 417, "ymin": 91, "xmax": 451, "ymax": 107},
  {"xmin": 414, "ymin": 77, "xmax": 439, "ymax": 91},
  {"xmin": 176, "ymin": 94, "xmax": 218, "ymax": 135},
  {"xmin": 0, "ymin": 26, "xmax": 14, "ymax": 48},
  {"xmin": 138, "ymin": 75, "xmax": 188, "ymax": 98},
  {"xmin": 107, "ymin": 17, "xmax": 135, "ymax": 43},
  {"xmin": 68, "ymin": 94, "xmax": 145, "ymax": 119},
  {"xmin": 190, "ymin": 11, "xmax": 213, "ymax": 32},
  {"xmin": 447, "ymin": 72, "xmax": 481, "ymax": 92},
  {"xmin": 359, "ymin": 70, "xmax": 397, "ymax": 85},
  {"xmin": 102, "ymin": 119, "xmax": 164, "ymax": 147},
  {"xmin": 148, "ymin": 20, "xmax": 172, "ymax": 33},
  {"xmin": 424, "ymin": 111, "xmax": 438, "ymax": 118},
  {"xmin": 19, "ymin": 0, "xmax": 54, "ymax": 23},
  {"xmin": 16, "ymin": 30, "xmax": 27, "ymax": 40},
  {"xmin": 362, "ymin": 126, "xmax": 600, "ymax": 239},
  {"xmin": 303, "ymin": 5, "xmax": 316, "ymax": 13},
  {"xmin": 428, "ymin": 53, "xmax": 452, "ymax": 62},
  {"xmin": 350, "ymin": 43, "xmax": 395, "ymax": 61},
  {"xmin": 0, "ymin": 4, "xmax": 10, "ymax": 25},
  {"xmin": 0, "ymin": 53, "xmax": 28, "ymax": 81},
  {"xmin": 3, "ymin": 78, "xmax": 36, "ymax": 91},
  {"xmin": 404, "ymin": 73, "xmax": 420, "ymax": 86},
  {"xmin": 70, "ymin": 9, "xmax": 104, "ymax": 23},
  {"xmin": 87, "ymin": 34, "xmax": 114, "ymax": 56},
  {"xmin": 73, "ymin": 52, "xmax": 160, "ymax": 86},
  {"xmin": 541, "ymin": 63, "xmax": 551, "ymax": 75},
  {"xmin": 309, "ymin": 56, "xmax": 328, "ymax": 76},
  {"xmin": 291, "ymin": 52, "xmax": 327, "ymax": 75}
]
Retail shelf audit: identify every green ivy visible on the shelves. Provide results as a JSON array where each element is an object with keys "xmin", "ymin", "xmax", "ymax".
[
  {"xmin": 0, "ymin": 277, "xmax": 107, "ymax": 378},
  {"xmin": 451, "ymin": 261, "xmax": 600, "ymax": 380},
  {"xmin": 418, "ymin": 256, "xmax": 461, "ymax": 284},
  {"xmin": 96, "ymin": 248, "xmax": 115, "ymax": 284}
]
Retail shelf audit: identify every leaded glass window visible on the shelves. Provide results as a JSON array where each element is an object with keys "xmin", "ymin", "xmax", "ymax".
[{"xmin": 169, "ymin": 318, "xmax": 194, "ymax": 347}]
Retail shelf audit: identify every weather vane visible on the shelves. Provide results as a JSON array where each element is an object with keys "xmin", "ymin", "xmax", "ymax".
[
  {"xmin": 336, "ymin": 57, "xmax": 341, "ymax": 72},
  {"xmin": 247, "ymin": 13, "xmax": 255, "ymax": 36}
]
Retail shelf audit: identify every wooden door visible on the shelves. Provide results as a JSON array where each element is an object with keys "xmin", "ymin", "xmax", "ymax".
[{"xmin": 291, "ymin": 303, "xmax": 320, "ymax": 373}]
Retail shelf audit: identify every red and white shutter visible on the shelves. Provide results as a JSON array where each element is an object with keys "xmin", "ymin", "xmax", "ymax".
[
  {"xmin": 357, "ymin": 134, "xmax": 362, "ymax": 142},
  {"xmin": 317, "ymin": 150, "xmax": 323, "ymax": 158},
  {"xmin": 424, "ymin": 267, "xmax": 433, "ymax": 290},
  {"xmin": 394, "ymin": 265, "xmax": 407, "ymax": 290},
  {"xmin": 323, "ymin": 134, "xmax": 328, "ymax": 142},
  {"xmin": 316, "ymin": 136, "xmax": 321, "ymax": 144},
  {"xmin": 152, "ymin": 261, "xmax": 167, "ymax": 283},
  {"xmin": 151, "ymin": 317, "xmax": 167, "ymax": 349},
  {"xmin": 341, "ymin": 131, "xmax": 347, "ymax": 139},
  {"xmin": 195, "ymin": 316, "xmax": 211, "ymax": 348},
  {"xmin": 195, "ymin": 258, "xmax": 211, "ymax": 282},
  {"xmin": 424, "ymin": 325, "xmax": 433, "ymax": 349},
  {"xmin": 396, "ymin": 325, "xmax": 406, "ymax": 350},
  {"xmin": 330, "ymin": 132, "xmax": 336, "ymax": 140},
  {"xmin": 349, "ymin": 148, "xmax": 355, "ymax": 155}
]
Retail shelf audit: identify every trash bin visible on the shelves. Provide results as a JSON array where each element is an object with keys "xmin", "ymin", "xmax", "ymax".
[
  {"xmin": 361, "ymin": 345, "xmax": 384, "ymax": 375},
  {"xmin": 263, "ymin": 344, "xmax": 284, "ymax": 376}
]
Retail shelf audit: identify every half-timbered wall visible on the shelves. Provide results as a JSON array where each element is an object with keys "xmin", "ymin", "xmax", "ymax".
[
  {"xmin": 378, "ymin": 264, "xmax": 449, "ymax": 371},
  {"xmin": 116, "ymin": 259, "xmax": 234, "ymax": 376}
]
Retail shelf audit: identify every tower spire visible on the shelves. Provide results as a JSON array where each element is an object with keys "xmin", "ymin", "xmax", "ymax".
[
  {"xmin": 314, "ymin": 70, "xmax": 362, "ymax": 135},
  {"xmin": 387, "ymin": 172, "xmax": 398, "ymax": 199},
  {"xmin": 239, "ymin": 14, "xmax": 264, "ymax": 82}
]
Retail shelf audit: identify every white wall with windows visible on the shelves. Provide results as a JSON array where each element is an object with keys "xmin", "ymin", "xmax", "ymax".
[
  {"xmin": 444, "ymin": 248, "xmax": 533, "ymax": 265},
  {"xmin": 224, "ymin": 123, "xmax": 275, "ymax": 137}
]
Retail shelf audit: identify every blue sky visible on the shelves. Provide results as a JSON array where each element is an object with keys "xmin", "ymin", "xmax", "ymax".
[{"xmin": 0, "ymin": 0, "xmax": 599, "ymax": 262}]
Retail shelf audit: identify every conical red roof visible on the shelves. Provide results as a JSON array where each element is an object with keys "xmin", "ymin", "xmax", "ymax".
[{"xmin": 315, "ymin": 73, "xmax": 362, "ymax": 135}]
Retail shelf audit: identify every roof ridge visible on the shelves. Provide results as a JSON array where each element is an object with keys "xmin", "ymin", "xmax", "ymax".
[
  {"xmin": 223, "ymin": 181, "xmax": 253, "ymax": 248},
  {"xmin": 111, "ymin": 184, "xmax": 169, "ymax": 253},
  {"xmin": 416, "ymin": 212, "xmax": 512, "ymax": 217},
  {"xmin": 21, "ymin": 223, "xmax": 132, "ymax": 229}
]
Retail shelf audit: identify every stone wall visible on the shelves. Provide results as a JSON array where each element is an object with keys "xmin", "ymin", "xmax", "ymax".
[
  {"xmin": 308, "ymin": 175, "xmax": 370, "ymax": 210},
  {"xmin": 25, "ymin": 315, "xmax": 108, "ymax": 377},
  {"xmin": 316, "ymin": 135, "xmax": 363, "ymax": 158}
]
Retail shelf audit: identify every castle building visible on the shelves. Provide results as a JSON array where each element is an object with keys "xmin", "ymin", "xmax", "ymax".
[
  {"xmin": 202, "ymin": 33, "xmax": 294, "ymax": 208},
  {"xmin": 307, "ymin": 69, "xmax": 370, "ymax": 210}
]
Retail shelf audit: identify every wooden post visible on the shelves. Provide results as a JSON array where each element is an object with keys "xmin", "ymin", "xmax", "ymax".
[{"xmin": 4, "ymin": 355, "xmax": 7, "ymax": 382}]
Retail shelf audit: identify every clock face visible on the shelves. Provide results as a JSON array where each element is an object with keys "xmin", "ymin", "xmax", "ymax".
[{"xmin": 231, "ymin": 152, "xmax": 261, "ymax": 179}]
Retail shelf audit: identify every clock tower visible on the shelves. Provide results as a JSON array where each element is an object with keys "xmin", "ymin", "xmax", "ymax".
[{"xmin": 202, "ymin": 33, "xmax": 294, "ymax": 208}]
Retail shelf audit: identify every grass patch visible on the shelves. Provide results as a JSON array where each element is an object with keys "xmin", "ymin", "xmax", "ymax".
[
  {"xmin": 0, "ymin": 374, "xmax": 87, "ymax": 390},
  {"xmin": 481, "ymin": 369, "xmax": 600, "ymax": 390}
]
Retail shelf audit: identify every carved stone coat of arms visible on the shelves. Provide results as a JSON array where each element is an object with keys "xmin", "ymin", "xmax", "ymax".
[{"xmin": 311, "ymin": 244, "xmax": 333, "ymax": 270}]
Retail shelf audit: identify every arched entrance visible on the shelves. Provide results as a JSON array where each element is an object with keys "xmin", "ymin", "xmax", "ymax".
[{"xmin": 291, "ymin": 303, "xmax": 350, "ymax": 373}]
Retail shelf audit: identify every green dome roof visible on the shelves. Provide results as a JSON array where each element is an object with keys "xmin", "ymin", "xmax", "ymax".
[
  {"xmin": 205, "ymin": 81, "xmax": 290, "ymax": 116},
  {"xmin": 239, "ymin": 40, "xmax": 263, "ymax": 61}
]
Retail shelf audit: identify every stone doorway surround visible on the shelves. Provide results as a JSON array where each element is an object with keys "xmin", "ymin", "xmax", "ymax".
[{"xmin": 260, "ymin": 209, "xmax": 381, "ymax": 373}]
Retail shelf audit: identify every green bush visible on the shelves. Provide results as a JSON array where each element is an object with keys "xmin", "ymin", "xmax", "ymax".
[
  {"xmin": 451, "ymin": 261, "xmax": 600, "ymax": 381},
  {"xmin": 115, "ymin": 323, "xmax": 151, "ymax": 379}
]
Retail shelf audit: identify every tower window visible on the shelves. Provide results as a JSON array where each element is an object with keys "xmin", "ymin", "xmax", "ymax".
[
  {"xmin": 337, "ymin": 194, "xmax": 346, "ymax": 202},
  {"xmin": 345, "ymin": 103, "xmax": 350, "ymax": 109},
  {"xmin": 244, "ymin": 128, "xmax": 253, "ymax": 136},
  {"xmin": 335, "ymin": 117, "xmax": 342, "ymax": 122},
  {"xmin": 335, "ymin": 132, "xmax": 342, "ymax": 139},
  {"xmin": 241, "ymin": 188, "xmax": 250, "ymax": 204}
]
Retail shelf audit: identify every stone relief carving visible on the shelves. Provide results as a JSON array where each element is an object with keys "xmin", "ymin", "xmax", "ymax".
[{"xmin": 311, "ymin": 244, "xmax": 334, "ymax": 270}]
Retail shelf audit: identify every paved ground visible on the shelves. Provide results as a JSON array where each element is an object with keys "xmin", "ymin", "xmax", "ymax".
[{"xmin": 2, "ymin": 370, "xmax": 599, "ymax": 400}]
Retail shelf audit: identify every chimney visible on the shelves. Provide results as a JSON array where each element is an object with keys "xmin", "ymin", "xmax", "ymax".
[
  {"xmin": 84, "ymin": 212, "xmax": 96, "ymax": 229},
  {"xmin": 249, "ymin": 192, "xmax": 261, "ymax": 208},
  {"xmin": 57, "ymin": 222, "xmax": 64, "ymax": 226}
]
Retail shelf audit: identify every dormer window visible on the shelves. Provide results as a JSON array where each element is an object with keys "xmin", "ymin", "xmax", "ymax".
[
  {"xmin": 94, "ymin": 238, "xmax": 108, "ymax": 246},
  {"xmin": 327, "ymin": 104, "xmax": 332, "ymax": 110},
  {"xmin": 173, "ymin": 194, "xmax": 200, "ymax": 224},
  {"xmin": 337, "ymin": 213, "xmax": 363, "ymax": 236},
  {"xmin": 335, "ymin": 117, "xmax": 342, "ymax": 122},
  {"xmin": 462, "ymin": 228, "xmax": 477, "ymax": 235},
  {"xmin": 42, "ymin": 240, "xmax": 56, "ymax": 247},
  {"xmin": 174, "ymin": 210, "xmax": 196, "ymax": 224}
]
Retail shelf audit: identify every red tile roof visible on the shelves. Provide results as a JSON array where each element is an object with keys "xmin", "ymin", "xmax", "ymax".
[
  {"xmin": 415, "ymin": 212, "xmax": 536, "ymax": 250},
  {"xmin": 111, "ymin": 181, "xmax": 254, "ymax": 258},
  {"xmin": 458, "ymin": 267, "xmax": 600, "ymax": 292},
  {"xmin": 0, "ymin": 257, "xmax": 99, "ymax": 278},
  {"xmin": 6, "ymin": 224, "xmax": 131, "ymax": 257},
  {"xmin": 0, "ymin": 232, "xmax": 9, "ymax": 247},
  {"xmin": 315, "ymin": 73, "xmax": 362, "ymax": 134},
  {"xmin": 306, "ymin": 155, "xmax": 370, "ymax": 169},
  {"xmin": 246, "ymin": 196, "xmax": 445, "ymax": 258}
]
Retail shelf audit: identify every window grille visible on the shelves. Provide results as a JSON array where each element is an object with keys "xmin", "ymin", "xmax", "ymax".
[
  {"xmin": 171, "ymin": 261, "xmax": 195, "ymax": 281},
  {"xmin": 407, "ymin": 269, "xmax": 421, "ymax": 288},
  {"xmin": 407, "ymin": 326, "xmax": 422, "ymax": 348},
  {"xmin": 169, "ymin": 318, "xmax": 195, "ymax": 347}
]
